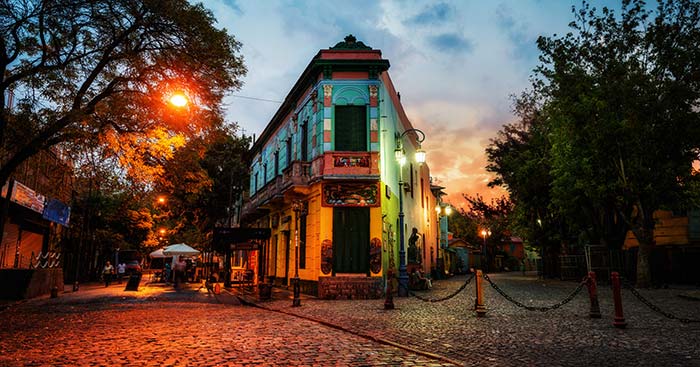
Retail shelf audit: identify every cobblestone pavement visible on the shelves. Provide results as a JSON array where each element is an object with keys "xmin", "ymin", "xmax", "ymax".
[
  {"xmin": 1, "ymin": 274, "xmax": 699, "ymax": 366},
  {"xmin": 0, "ymin": 282, "xmax": 456, "ymax": 367},
  {"xmin": 246, "ymin": 273, "xmax": 700, "ymax": 367}
]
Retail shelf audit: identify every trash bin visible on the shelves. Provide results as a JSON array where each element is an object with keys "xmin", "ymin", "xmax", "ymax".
[
  {"xmin": 125, "ymin": 273, "xmax": 142, "ymax": 291},
  {"xmin": 258, "ymin": 283, "xmax": 272, "ymax": 301}
]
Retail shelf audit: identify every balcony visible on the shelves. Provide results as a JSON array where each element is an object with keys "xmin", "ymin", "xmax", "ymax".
[
  {"xmin": 241, "ymin": 161, "xmax": 311, "ymax": 219},
  {"xmin": 322, "ymin": 151, "xmax": 379, "ymax": 179}
]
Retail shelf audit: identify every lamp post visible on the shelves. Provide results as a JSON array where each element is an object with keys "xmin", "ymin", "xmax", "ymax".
[
  {"xmin": 395, "ymin": 128, "xmax": 426, "ymax": 297},
  {"xmin": 435, "ymin": 203, "xmax": 452, "ymax": 278},
  {"xmin": 292, "ymin": 200, "xmax": 306, "ymax": 307},
  {"xmin": 480, "ymin": 228, "xmax": 491, "ymax": 271}
]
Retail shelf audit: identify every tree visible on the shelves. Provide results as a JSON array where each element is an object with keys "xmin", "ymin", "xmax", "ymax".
[
  {"xmin": 460, "ymin": 194, "xmax": 513, "ymax": 272},
  {"xmin": 485, "ymin": 94, "xmax": 570, "ymax": 277},
  {"xmin": 0, "ymin": 0, "xmax": 246, "ymax": 249},
  {"xmin": 532, "ymin": 0, "xmax": 700, "ymax": 286},
  {"xmin": 154, "ymin": 125, "xmax": 250, "ymax": 247},
  {"xmin": 0, "ymin": 0, "xmax": 246, "ymax": 188}
]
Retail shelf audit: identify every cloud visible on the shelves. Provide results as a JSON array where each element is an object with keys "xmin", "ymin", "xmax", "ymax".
[
  {"xmin": 428, "ymin": 33, "xmax": 474, "ymax": 53},
  {"xmin": 407, "ymin": 2, "xmax": 454, "ymax": 25}
]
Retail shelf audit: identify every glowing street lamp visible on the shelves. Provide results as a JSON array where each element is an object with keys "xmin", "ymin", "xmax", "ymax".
[
  {"xmin": 480, "ymin": 228, "xmax": 492, "ymax": 271},
  {"xmin": 169, "ymin": 92, "xmax": 188, "ymax": 107}
]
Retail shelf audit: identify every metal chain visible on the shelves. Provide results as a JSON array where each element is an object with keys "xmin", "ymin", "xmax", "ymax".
[
  {"xmin": 622, "ymin": 281, "xmax": 700, "ymax": 324},
  {"xmin": 398, "ymin": 274, "xmax": 474, "ymax": 303},
  {"xmin": 482, "ymin": 273, "xmax": 587, "ymax": 312}
]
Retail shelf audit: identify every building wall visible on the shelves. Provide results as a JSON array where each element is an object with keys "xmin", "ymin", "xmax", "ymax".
[{"xmin": 244, "ymin": 40, "xmax": 439, "ymax": 297}]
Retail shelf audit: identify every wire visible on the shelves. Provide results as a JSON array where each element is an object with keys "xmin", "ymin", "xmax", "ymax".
[{"xmin": 230, "ymin": 95, "xmax": 282, "ymax": 104}]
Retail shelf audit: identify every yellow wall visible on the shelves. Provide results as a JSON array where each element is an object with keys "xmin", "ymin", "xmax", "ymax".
[{"xmin": 624, "ymin": 210, "xmax": 689, "ymax": 249}]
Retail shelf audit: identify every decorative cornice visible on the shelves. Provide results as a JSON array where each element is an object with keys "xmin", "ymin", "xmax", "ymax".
[{"xmin": 330, "ymin": 34, "xmax": 372, "ymax": 50}]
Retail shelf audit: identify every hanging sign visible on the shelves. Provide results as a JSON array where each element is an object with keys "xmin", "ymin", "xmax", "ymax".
[{"xmin": 10, "ymin": 181, "xmax": 45, "ymax": 214}]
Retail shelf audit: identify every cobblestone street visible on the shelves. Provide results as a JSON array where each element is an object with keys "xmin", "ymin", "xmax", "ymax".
[{"xmin": 1, "ymin": 273, "xmax": 698, "ymax": 366}]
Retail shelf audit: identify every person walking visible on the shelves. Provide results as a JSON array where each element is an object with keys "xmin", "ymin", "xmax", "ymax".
[
  {"xmin": 102, "ymin": 261, "xmax": 115, "ymax": 287},
  {"xmin": 117, "ymin": 262, "xmax": 126, "ymax": 284}
]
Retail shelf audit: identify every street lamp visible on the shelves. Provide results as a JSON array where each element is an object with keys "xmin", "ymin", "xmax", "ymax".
[
  {"xmin": 395, "ymin": 128, "xmax": 426, "ymax": 297},
  {"xmin": 169, "ymin": 92, "xmax": 188, "ymax": 107},
  {"xmin": 435, "ymin": 203, "xmax": 452, "ymax": 279},
  {"xmin": 480, "ymin": 228, "xmax": 491, "ymax": 271},
  {"xmin": 292, "ymin": 200, "xmax": 307, "ymax": 307}
]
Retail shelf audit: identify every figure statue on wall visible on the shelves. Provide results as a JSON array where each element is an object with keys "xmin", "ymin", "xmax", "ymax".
[{"xmin": 408, "ymin": 227, "xmax": 420, "ymax": 264}]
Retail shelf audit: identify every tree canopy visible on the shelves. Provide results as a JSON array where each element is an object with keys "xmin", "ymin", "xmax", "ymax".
[
  {"xmin": 486, "ymin": 0, "xmax": 700, "ymax": 286},
  {"xmin": 0, "ymin": 0, "xmax": 247, "ymax": 187}
]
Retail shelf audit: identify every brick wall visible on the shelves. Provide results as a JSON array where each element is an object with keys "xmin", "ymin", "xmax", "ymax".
[{"xmin": 318, "ymin": 276, "xmax": 382, "ymax": 300}]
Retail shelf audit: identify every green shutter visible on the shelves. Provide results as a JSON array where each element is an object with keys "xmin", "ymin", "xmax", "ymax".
[{"xmin": 335, "ymin": 106, "xmax": 367, "ymax": 151}]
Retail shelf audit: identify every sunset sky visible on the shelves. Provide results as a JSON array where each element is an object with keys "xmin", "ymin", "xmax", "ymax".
[{"xmin": 201, "ymin": 0, "xmax": 619, "ymax": 209}]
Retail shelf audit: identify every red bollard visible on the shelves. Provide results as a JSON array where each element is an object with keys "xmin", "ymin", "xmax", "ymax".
[
  {"xmin": 475, "ymin": 270, "xmax": 486, "ymax": 317},
  {"xmin": 611, "ymin": 272, "xmax": 627, "ymax": 328},
  {"xmin": 586, "ymin": 271, "xmax": 601, "ymax": 319}
]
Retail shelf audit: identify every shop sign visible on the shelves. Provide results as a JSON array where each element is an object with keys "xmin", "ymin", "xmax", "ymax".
[
  {"xmin": 322, "ymin": 182, "xmax": 380, "ymax": 207},
  {"xmin": 10, "ymin": 181, "xmax": 45, "ymax": 214}
]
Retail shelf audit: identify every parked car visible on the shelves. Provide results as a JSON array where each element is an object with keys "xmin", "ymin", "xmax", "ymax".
[{"xmin": 125, "ymin": 260, "xmax": 142, "ymax": 274}]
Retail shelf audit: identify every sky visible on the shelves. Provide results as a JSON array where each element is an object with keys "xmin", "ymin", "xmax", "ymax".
[{"xmin": 199, "ymin": 0, "xmax": 619, "ymax": 209}]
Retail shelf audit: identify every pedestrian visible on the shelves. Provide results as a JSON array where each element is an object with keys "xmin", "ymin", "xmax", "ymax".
[
  {"xmin": 117, "ymin": 262, "xmax": 126, "ymax": 284},
  {"xmin": 102, "ymin": 261, "xmax": 115, "ymax": 287},
  {"xmin": 164, "ymin": 261, "xmax": 171, "ymax": 284},
  {"xmin": 174, "ymin": 256, "xmax": 187, "ymax": 288}
]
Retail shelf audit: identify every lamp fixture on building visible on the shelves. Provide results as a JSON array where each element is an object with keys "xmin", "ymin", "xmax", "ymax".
[{"xmin": 395, "ymin": 128, "xmax": 426, "ymax": 297}]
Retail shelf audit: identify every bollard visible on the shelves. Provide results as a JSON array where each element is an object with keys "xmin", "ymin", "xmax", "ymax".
[
  {"xmin": 214, "ymin": 283, "xmax": 221, "ymax": 295},
  {"xmin": 73, "ymin": 281, "xmax": 79, "ymax": 292},
  {"xmin": 384, "ymin": 269, "xmax": 395, "ymax": 310},
  {"xmin": 475, "ymin": 269, "xmax": 486, "ymax": 317},
  {"xmin": 611, "ymin": 272, "xmax": 627, "ymax": 328},
  {"xmin": 50, "ymin": 286, "xmax": 58, "ymax": 298},
  {"xmin": 586, "ymin": 271, "xmax": 601, "ymax": 319}
]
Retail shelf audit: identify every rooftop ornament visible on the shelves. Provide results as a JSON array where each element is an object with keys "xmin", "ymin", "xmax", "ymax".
[{"xmin": 330, "ymin": 34, "xmax": 372, "ymax": 50}]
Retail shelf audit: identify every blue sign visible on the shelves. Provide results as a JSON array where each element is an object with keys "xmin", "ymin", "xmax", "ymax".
[{"xmin": 42, "ymin": 198, "xmax": 71, "ymax": 227}]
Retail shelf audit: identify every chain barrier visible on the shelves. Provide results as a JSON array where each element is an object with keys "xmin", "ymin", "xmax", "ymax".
[
  {"xmin": 397, "ymin": 274, "xmax": 474, "ymax": 303},
  {"xmin": 622, "ymin": 281, "xmax": 700, "ymax": 324},
  {"xmin": 482, "ymin": 273, "xmax": 588, "ymax": 312}
]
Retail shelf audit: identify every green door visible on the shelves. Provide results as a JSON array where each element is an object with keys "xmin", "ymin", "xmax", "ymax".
[{"xmin": 332, "ymin": 207, "xmax": 370, "ymax": 274}]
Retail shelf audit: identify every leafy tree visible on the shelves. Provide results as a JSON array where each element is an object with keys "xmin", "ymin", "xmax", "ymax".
[
  {"xmin": 155, "ymin": 126, "xmax": 250, "ymax": 248},
  {"xmin": 460, "ymin": 194, "xmax": 514, "ymax": 272},
  {"xmin": 485, "ymin": 94, "xmax": 569, "ymax": 277},
  {"xmin": 0, "ymin": 0, "xmax": 246, "ymax": 252},
  {"xmin": 0, "ymin": 0, "xmax": 246, "ymax": 188},
  {"xmin": 531, "ymin": 0, "xmax": 700, "ymax": 286}
]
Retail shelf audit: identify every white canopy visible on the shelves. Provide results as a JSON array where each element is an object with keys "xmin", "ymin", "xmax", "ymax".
[
  {"xmin": 149, "ymin": 248, "xmax": 171, "ymax": 258},
  {"xmin": 163, "ymin": 243, "xmax": 200, "ymax": 257}
]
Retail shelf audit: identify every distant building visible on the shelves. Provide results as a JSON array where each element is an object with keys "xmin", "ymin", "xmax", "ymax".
[
  {"xmin": 240, "ymin": 35, "xmax": 440, "ymax": 298},
  {"xmin": 623, "ymin": 210, "xmax": 700, "ymax": 284},
  {"xmin": 1, "ymin": 148, "xmax": 73, "ymax": 270}
]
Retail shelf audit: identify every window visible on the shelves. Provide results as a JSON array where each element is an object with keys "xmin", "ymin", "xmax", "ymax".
[
  {"xmin": 301, "ymin": 121, "xmax": 308, "ymax": 160},
  {"xmin": 334, "ymin": 106, "xmax": 367, "ymax": 151},
  {"xmin": 286, "ymin": 139, "xmax": 292, "ymax": 167},
  {"xmin": 274, "ymin": 151, "xmax": 279, "ymax": 176}
]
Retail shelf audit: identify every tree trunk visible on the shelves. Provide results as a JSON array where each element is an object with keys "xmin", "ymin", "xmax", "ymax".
[{"xmin": 634, "ymin": 227, "xmax": 654, "ymax": 288}]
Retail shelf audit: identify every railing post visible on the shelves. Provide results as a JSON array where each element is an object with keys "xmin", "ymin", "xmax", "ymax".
[
  {"xmin": 611, "ymin": 272, "xmax": 627, "ymax": 328},
  {"xmin": 475, "ymin": 269, "xmax": 486, "ymax": 317},
  {"xmin": 586, "ymin": 271, "xmax": 601, "ymax": 319},
  {"xmin": 384, "ymin": 269, "xmax": 395, "ymax": 310}
]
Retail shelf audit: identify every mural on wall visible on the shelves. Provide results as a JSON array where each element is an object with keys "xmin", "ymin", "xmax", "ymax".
[
  {"xmin": 322, "ymin": 182, "xmax": 380, "ymax": 207},
  {"xmin": 321, "ymin": 239, "xmax": 333, "ymax": 275},
  {"xmin": 334, "ymin": 155, "xmax": 370, "ymax": 167},
  {"xmin": 370, "ymin": 237, "xmax": 382, "ymax": 274}
]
